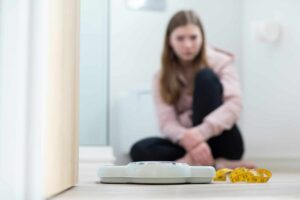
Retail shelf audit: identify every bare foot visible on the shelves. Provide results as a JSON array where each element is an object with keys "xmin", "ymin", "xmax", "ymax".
[
  {"xmin": 176, "ymin": 153, "xmax": 210, "ymax": 166},
  {"xmin": 176, "ymin": 153, "xmax": 194, "ymax": 165},
  {"xmin": 215, "ymin": 158, "xmax": 256, "ymax": 169}
]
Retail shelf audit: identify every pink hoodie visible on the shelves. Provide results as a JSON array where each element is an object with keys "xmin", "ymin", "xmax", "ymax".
[{"xmin": 153, "ymin": 46, "xmax": 242, "ymax": 143}]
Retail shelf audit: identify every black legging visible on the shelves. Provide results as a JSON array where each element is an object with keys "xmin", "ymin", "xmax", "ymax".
[{"xmin": 130, "ymin": 68, "xmax": 244, "ymax": 162}]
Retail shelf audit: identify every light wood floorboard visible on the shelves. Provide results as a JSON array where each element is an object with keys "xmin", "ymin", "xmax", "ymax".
[{"xmin": 50, "ymin": 163, "xmax": 300, "ymax": 200}]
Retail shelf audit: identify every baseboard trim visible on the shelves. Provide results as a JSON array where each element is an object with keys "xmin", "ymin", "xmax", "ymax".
[
  {"xmin": 79, "ymin": 146, "xmax": 116, "ymax": 164},
  {"xmin": 244, "ymin": 157, "xmax": 300, "ymax": 172},
  {"xmin": 79, "ymin": 148, "xmax": 299, "ymax": 172}
]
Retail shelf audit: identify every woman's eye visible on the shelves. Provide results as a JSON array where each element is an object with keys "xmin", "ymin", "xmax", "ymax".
[
  {"xmin": 190, "ymin": 35, "xmax": 197, "ymax": 40},
  {"xmin": 177, "ymin": 36, "xmax": 184, "ymax": 41}
]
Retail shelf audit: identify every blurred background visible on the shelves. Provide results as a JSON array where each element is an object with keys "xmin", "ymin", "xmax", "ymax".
[
  {"xmin": 79, "ymin": 0, "xmax": 300, "ymax": 163},
  {"xmin": 1, "ymin": 0, "xmax": 300, "ymax": 199}
]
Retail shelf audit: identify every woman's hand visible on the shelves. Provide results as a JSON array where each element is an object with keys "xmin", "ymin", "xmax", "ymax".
[
  {"xmin": 179, "ymin": 128, "xmax": 204, "ymax": 151},
  {"xmin": 179, "ymin": 128, "xmax": 214, "ymax": 166},
  {"xmin": 190, "ymin": 142, "xmax": 214, "ymax": 166}
]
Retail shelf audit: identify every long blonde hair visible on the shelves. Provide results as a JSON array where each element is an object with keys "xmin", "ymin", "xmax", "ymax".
[{"xmin": 160, "ymin": 10, "xmax": 208, "ymax": 105}]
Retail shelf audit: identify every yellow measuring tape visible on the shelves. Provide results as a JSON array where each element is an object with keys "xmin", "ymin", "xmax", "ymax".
[{"xmin": 213, "ymin": 168, "xmax": 272, "ymax": 183}]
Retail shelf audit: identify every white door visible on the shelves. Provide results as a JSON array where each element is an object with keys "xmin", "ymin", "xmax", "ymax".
[{"xmin": 44, "ymin": 0, "xmax": 80, "ymax": 197}]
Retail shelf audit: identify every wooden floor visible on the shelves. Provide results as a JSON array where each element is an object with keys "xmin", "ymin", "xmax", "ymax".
[{"xmin": 50, "ymin": 163, "xmax": 300, "ymax": 200}]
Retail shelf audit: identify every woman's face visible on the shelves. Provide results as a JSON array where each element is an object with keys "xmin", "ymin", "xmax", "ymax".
[{"xmin": 169, "ymin": 23, "xmax": 203, "ymax": 63}]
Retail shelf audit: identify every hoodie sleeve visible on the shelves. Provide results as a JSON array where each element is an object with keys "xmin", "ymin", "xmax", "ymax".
[
  {"xmin": 152, "ymin": 73, "xmax": 188, "ymax": 143},
  {"xmin": 195, "ymin": 62, "xmax": 243, "ymax": 140}
]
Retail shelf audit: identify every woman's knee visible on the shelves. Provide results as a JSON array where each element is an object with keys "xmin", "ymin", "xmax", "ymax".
[
  {"xmin": 194, "ymin": 68, "xmax": 222, "ymax": 92},
  {"xmin": 130, "ymin": 139, "xmax": 149, "ymax": 161},
  {"xmin": 129, "ymin": 137, "xmax": 162, "ymax": 161}
]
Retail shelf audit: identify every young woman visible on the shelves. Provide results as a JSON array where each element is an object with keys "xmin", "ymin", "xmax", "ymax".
[{"xmin": 130, "ymin": 10, "xmax": 255, "ymax": 169}]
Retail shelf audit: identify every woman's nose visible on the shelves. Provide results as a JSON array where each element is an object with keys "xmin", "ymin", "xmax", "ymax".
[{"xmin": 183, "ymin": 39, "xmax": 193, "ymax": 48}]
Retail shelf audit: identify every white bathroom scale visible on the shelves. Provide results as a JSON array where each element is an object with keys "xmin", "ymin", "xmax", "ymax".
[{"xmin": 98, "ymin": 161, "xmax": 216, "ymax": 184}]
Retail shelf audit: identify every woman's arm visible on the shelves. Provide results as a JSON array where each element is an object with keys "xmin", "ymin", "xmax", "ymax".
[
  {"xmin": 152, "ymin": 73, "xmax": 188, "ymax": 143},
  {"xmin": 195, "ymin": 62, "xmax": 243, "ymax": 140}
]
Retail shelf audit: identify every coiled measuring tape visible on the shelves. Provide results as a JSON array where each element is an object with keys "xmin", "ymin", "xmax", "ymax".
[{"xmin": 213, "ymin": 168, "xmax": 272, "ymax": 183}]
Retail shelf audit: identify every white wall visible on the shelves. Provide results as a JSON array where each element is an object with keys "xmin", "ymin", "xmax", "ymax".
[
  {"xmin": 109, "ymin": 0, "xmax": 300, "ymax": 164},
  {"xmin": 242, "ymin": 0, "xmax": 300, "ymax": 159},
  {"xmin": 80, "ymin": 0, "xmax": 109, "ymax": 145},
  {"xmin": 109, "ymin": 0, "xmax": 243, "ymax": 163}
]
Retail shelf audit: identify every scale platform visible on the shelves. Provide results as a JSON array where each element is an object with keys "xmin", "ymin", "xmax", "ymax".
[{"xmin": 98, "ymin": 161, "xmax": 216, "ymax": 184}]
